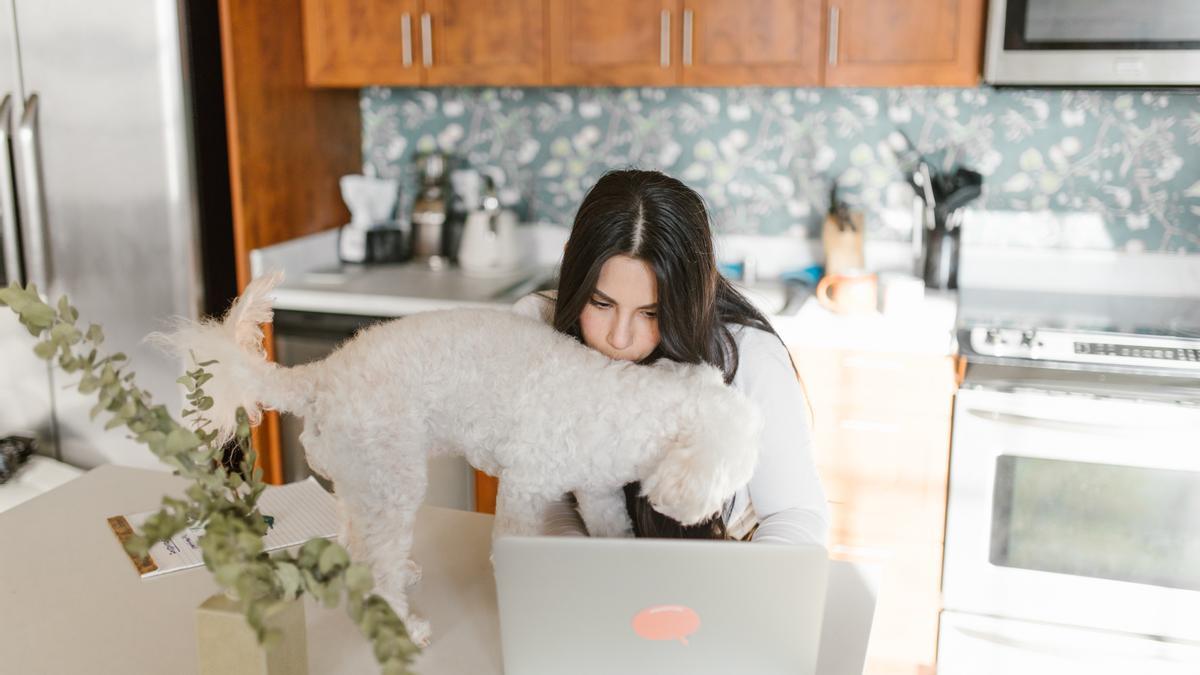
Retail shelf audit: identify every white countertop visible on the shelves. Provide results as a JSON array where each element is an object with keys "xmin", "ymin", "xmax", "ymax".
[
  {"xmin": 0, "ymin": 455, "xmax": 84, "ymax": 514},
  {"xmin": 1, "ymin": 464, "xmax": 878, "ymax": 675},
  {"xmin": 776, "ymin": 293, "xmax": 958, "ymax": 356},
  {"xmin": 252, "ymin": 229, "xmax": 957, "ymax": 356}
]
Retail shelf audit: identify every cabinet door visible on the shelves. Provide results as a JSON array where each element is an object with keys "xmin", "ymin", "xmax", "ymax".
[
  {"xmin": 548, "ymin": 0, "xmax": 680, "ymax": 86},
  {"xmin": 824, "ymin": 0, "xmax": 984, "ymax": 86},
  {"xmin": 423, "ymin": 0, "xmax": 546, "ymax": 85},
  {"xmin": 302, "ymin": 0, "xmax": 422, "ymax": 87},
  {"xmin": 680, "ymin": 0, "xmax": 822, "ymax": 86}
]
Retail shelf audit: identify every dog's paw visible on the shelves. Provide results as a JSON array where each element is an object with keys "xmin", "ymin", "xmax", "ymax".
[
  {"xmin": 402, "ymin": 560, "xmax": 423, "ymax": 587},
  {"xmin": 405, "ymin": 614, "xmax": 433, "ymax": 647}
]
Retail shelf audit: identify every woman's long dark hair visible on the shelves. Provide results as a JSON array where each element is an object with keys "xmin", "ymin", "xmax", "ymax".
[{"xmin": 553, "ymin": 169, "xmax": 790, "ymax": 539}]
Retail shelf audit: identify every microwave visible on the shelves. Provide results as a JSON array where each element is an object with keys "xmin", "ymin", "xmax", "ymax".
[{"xmin": 985, "ymin": 0, "xmax": 1200, "ymax": 86}]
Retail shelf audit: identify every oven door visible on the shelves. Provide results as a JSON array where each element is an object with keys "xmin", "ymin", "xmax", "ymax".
[
  {"xmin": 943, "ymin": 384, "xmax": 1200, "ymax": 642},
  {"xmin": 985, "ymin": 0, "xmax": 1200, "ymax": 85}
]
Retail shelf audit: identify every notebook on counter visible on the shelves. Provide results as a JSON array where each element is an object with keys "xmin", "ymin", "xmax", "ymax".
[{"xmin": 106, "ymin": 476, "xmax": 340, "ymax": 578}]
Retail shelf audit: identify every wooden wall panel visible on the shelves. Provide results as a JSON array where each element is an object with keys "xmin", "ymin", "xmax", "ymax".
[{"xmin": 218, "ymin": 0, "xmax": 361, "ymax": 483}]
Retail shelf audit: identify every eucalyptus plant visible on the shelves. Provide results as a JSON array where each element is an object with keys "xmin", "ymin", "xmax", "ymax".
[{"xmin": 1, "ymin": 282, "xmax": 420, "ymax": 675}]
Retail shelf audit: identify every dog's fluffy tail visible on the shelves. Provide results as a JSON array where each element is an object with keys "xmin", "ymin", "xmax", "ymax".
[{"xmin": 150, "ymin": 271, "xmax": 311, "ymax": 445}]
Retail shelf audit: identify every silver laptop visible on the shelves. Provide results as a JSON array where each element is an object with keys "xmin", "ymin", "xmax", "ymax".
[{"xmin": 493, "ymin": 536, "xmax": 829, "ymax": 675}]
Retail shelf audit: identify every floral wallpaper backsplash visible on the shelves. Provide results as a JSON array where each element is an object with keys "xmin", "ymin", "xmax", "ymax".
[{"xmin": 361, "ymin": 87, "xmax": 1200, "ymax": 254}]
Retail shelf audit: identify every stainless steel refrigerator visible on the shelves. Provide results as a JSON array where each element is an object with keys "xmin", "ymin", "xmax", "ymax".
[{"xmin": 0, "ymin": 0, "xmax": 234, "ymax": 469}]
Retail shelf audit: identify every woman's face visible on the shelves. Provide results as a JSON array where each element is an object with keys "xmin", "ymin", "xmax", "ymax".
[{"xmin": 579, "ymin": 254, "xmax": 661, "ymax": 361}]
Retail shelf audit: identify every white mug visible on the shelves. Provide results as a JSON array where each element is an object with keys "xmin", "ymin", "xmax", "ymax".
[{"xmin": 878, "ymin": 273, "xmax": 925, "ymax": 316}]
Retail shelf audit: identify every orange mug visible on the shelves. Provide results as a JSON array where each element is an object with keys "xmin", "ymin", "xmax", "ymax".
[{"xmin": 816, "ymin": 271, "xmax": 878, "ymax": 315}]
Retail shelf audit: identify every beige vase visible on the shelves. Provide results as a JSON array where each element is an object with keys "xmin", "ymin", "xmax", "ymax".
[{"xmin": 196, "ymin": 593, "xmax": 309, "ymax": 675}]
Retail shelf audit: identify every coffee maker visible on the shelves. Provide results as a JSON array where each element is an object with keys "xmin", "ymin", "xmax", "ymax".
[{"xmin": 412, "ymin": 152, "xmax": 449, "ymax": 268}]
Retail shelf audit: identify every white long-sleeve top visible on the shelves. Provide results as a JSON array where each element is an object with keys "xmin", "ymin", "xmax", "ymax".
[{"xmin": 512, "ymin": 293, "xmax": 829, "ymax": 546}]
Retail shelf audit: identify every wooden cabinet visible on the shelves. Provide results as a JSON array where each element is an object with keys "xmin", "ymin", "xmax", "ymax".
[
  {"xmin": 303, "ymin": 0, "xmax": 546, "ymax": 87},
  {"xmin": 302, "ymin": 0, "xmax": 423, "ymax": 86},
  {"xmin": 423, "ymin": 0, "xmax": 545, "ymax": 85},
  {"xmin": 680, "ymin": 0, "xmax": 823, "ymax": 86},
  {"xmin": 548, "ymin": 0, "xmax": 678, "ymax": 86},
  {"xmin": 549, "ymin": 0, "xmax": 823, "ymax": 86},
  {"xmin": 824, "ymin": 0, "xmax": 985, "ymax": 86},
  {"xmin": 792, "ymin": 346, "xmax": 958, "ymax": 675},
  {"xmin": 303, "ymin": 0, "xmax": 985, "ymax": 87}
]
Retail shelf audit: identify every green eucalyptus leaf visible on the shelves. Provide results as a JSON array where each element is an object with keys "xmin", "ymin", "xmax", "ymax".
[
  {"xmin": 0, "ymin": 283, "xmax": 19, "ymax": 307},
  {"xmin": 345, "ymin": 563, "xmax": 374, "ymax": 595},
  {"xmin": 50, "ymin": 322, "xmax": 81, "ymax": 345},
  {"xmin": 275, "ymin": 562, "xmax": 302, "ymax": 599},
  {"xmin": 165, "ymin": 428, "xmax": 202, "ymax": 454},
  {"xmin": 318, "ymin": 542, "xmax": 349, "ymax": 576},
  {"xmin": 33, "ymin": 340, "xmax": 56, "ymax": 360},
  {"xmin": 25, "ymin": 302, "xmax": 55, "ymax": 328},
  {"xmin": 78, "ymin": 374, "xmax": 98, "ymax": 394},
  {"xmin": 214, "ymin": 563, "xmax": 244, "ymax": 587},
  {"xmin": 237, "ymin": 531, "xmax": 264, "ymax": 557}
]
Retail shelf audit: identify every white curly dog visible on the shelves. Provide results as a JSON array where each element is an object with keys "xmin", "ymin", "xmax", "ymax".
[{"xmin": 157, "ymin": 272, "xmax": 762, "ymax": 645}]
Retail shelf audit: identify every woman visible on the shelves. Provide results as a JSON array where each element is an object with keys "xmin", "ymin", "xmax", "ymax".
[{"xmin": 514, "ymin": 169, "xmax": 828, "ymax": 546}]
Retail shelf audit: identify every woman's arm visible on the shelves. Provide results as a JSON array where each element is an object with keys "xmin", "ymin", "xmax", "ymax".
[{"xmin": 733, "ymin": 328, "xmax": 830, "ymax": 547}]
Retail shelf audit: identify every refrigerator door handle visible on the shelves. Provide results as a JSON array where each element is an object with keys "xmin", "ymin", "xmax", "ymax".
[
  {"xmin": 0, "ymin": 93, "xmax": 22, "ymax": 285},
  {"xmin": 15, "ymin": 93, "xmax": 49, "ymax": 293}
]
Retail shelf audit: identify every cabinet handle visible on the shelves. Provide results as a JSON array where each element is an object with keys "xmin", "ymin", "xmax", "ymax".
[
  {"xmin": 827, "ymin": 6, "xmax": 839, "ymax": 66},
  {"xmin": 401, "ymin": 13, "xmax": 413, "ymax": 67},
  {"xmin": 421, "ymin": 12, "xmax": 432, "ymax": 67},
  {"xmin": 15, "ymin": 93, "xmax": 49, "ymax": 293},
  {"xmin": 0, "ymin": 95, "xmax": 21, "ymax": 284},
  {"xmin": 660, "ymin": 10, "xmax": 671, "ymax": 67},
  {"xmin": 682, "ymin": 9, "xmax": 693, "ymax": 66}
]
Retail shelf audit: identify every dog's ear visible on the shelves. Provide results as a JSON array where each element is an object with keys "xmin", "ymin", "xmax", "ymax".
[{"xmin": 640, "ymin": 386, "xmax": 763, "ymax": 525}]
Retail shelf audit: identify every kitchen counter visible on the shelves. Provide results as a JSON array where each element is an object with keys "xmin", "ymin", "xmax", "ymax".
[
  {"xmin": 252, "ymin": 228, "xmax": 956, "ymax": 356},
  {"xmin": 1, "ymin": 464, "xmax": 879, "ymax": 675},
  {"xmin": 775, "ymin": 292, "xmax": 958, "ymax": 356}
]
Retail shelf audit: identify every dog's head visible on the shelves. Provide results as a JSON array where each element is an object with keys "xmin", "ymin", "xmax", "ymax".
[{"xmin": 639, "ymin": 363, "xmax": 763, "ymax": 526}]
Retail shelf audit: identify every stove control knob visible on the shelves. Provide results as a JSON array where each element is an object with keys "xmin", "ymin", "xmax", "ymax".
[
  {"xmin": 984, "ymin": 328, "xmax": 1000, "ymax": 345},
  {"xmin": 1021, "ymin": 330, "xmax": 1037, "ymax": 348}
]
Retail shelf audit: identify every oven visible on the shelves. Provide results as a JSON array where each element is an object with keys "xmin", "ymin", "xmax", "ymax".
[
  {"xmin": 985, "ymin": 0, "xmax": 1200, "ymax": 85},
  {"xmin": 939, "ymin": 364, "xmax": 1200, "ymax": 674}
]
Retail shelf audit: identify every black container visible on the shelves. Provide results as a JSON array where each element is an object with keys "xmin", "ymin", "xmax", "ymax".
[{"xmin": 364, "ymin": 226, "xmax": 412, "ymax": 263}]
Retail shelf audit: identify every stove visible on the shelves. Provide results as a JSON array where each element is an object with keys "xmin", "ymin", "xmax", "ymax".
[
  {"xmin": 940, "ymin": 285, "xmax": 1200, "ymax": 675},
  {"xmin": 956, "ymin": 289, "xmax": 1200, "ymax": 378}
]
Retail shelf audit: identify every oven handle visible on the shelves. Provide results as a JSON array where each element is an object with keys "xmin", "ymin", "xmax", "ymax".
[
  {"xmin": 952, "ymin": 624, "xmax": 1192, "ymax": 664},
  {"xmin": 964, "ymin": 407, "xmax": 1152, "ymax": 435}
]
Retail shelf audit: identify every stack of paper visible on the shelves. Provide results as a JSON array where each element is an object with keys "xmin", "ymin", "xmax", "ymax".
[{"xmin": 107, "ymin": 476, "xmax": 340, "ymax": 578}]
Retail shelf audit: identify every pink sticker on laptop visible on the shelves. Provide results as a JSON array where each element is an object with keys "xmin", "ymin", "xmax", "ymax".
[{"xmin": 631, "ymin": 604, "xmax": 701, "ymax": 645}]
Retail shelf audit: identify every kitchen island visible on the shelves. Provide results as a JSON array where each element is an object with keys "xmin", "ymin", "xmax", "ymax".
[{"xmin": 0, "ymin": 464, "xmax": 876, "ymax": 674}]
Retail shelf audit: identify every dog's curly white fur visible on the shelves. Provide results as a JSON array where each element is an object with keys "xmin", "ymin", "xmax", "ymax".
[{"xmin": 154, "ymin": 272, "xmax": 763, "ymax": 645}]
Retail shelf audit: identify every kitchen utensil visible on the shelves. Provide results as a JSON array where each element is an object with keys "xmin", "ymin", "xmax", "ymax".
[
  {"xmin": 906, "ymin": 151, "xmax": 982, "ymax": 290},
  {"xmin": 458, "ymin": 175, "xmax": 520, "ymax": 276},
  {"xmin": 446, "ymin": 168, "xmax": 484, "ymax": 263},
  {"xmin": 822, "ymin": 183, "xmax": 865, "ymax": 276},
  {"xmin": 337, "ymin": 174, "xmax": 401, "ymax": 264},
  {"xmin": 878, "ymin": 273, "xmax": 925, "ymax": 316},
  {"xmin": 815, "ymin": 270, "xmax": 878, "ymax": 315},
  {"xmin": 412, "ymin": 152, "xmax": 449, "ymax": 267}
]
